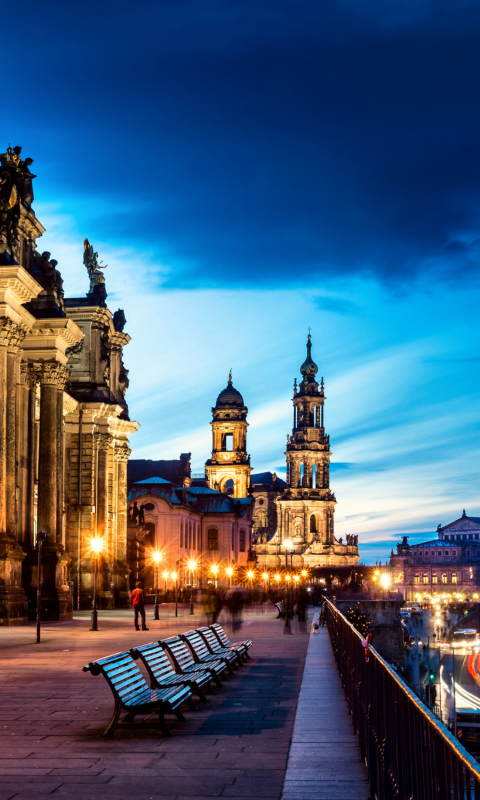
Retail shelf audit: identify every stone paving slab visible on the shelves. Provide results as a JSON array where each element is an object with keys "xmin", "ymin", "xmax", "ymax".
[
  {"xmin": 0, "ymin": 608, "xmax": 309, "ymax": 800},
  {"xmin": 281, "ymin": 626, "xmax": 370, "ymax": 800}
]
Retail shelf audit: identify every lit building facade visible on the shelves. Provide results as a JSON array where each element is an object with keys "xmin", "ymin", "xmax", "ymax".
[
  {"xmin": 390, "ymin": 512, "xmax": 480, "ymax": 601},
  {"xmin": 0, "ymin": 143, "xmax": 138, "ymax": 624},
  {"xmin": 254, "ymin": 336, "xmax": 359, "ymax": 570},
  {"xmin": 127, "ymin": 478, "xmax": 254, "ymax": 590}
]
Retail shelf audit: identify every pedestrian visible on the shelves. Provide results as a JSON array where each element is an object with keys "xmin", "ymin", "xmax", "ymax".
[
  {"xmin": 224, "ymin": 586, "xmax": 245, "ymax": 631},
  {"xmin": 319, "ymin": 601, "xmax": 327, "ymax": 627},
  {"xmin": 130, "ymin": 581, "xmax": 149, "ymax": 631}
]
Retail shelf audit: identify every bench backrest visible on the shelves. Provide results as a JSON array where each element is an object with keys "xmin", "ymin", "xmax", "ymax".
[
  {"xmin": 83, "ymin": 652, "xmax": 149, "ymax": 704},
  {"xmin": 181, "ymin": 630, "xmax": 212, "ymax": 662},
  {"xmin": 130, "ymin": 643, "xmax": 176, "ymax": 687},
  {"xmin": 197, "ymin": 626, "xmax": 223, "ymax": 653},
  {"xmin": 161, "ymin": 637, "xmax": 197, "ymax": 673},
  {"xmin": 211, "ymin": 623, "xmax": 232, "ymax": 648}
]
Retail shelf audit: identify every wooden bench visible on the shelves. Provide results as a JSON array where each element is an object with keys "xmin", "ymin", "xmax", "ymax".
[
  {"xmin": 130, "ymin": 642, "xmax": 211, "ymax": 702},
  {"xmin": 274, "ymin": 602, "xmax": 285, "ymax": 619},
  {"xmin": 211, "ymin": 623, "xmax": 252, "ymax": 659},
  {"xmin": 181, "ymin": 630, "xmax": 235, "ymax": 675},
  {"xmin": 83, "ymin": 651, "xmax": 192, "ymax": 737},
  {"xmin": 161, "ymin": 636, "xmax": 227, "ymax": 686},
  {"xmin": 196, "ymin": 626, "xmax": 243, "ymax": 668}
]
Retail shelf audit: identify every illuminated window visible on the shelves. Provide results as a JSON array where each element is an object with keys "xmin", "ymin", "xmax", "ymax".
[
  {"xmin": 452, "ymin": 573, "xmax": 457, "ymax": 584},
  {"xmin": 423, "ymin": 573, "xmax": 429, "ymax": 584},
  {"xmin": 432, "ymin": 574, "xmax": 438, "ymax": 584},
  {"xmin": 414, "ymin": 574, "xmax": 420, "ymax": 584},
  {"xmin": 208, "ymin": 528, "xmax": 218, "ymax": 550},
  {"xmin": 442, "ymin": 573, "xmax": 447, "ymax": 584},
  {"xmin": 239, "ymin": 529, "xmax": 246, "ymax": 552}
]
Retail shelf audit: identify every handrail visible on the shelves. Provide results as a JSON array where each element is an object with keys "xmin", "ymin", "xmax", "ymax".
[{"xmin": 325, "ymin": 598, "xmax": 480, "ymax": 799}]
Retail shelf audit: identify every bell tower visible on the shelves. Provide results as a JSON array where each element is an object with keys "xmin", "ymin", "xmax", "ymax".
[{"xmin": 205, "ymin": 371, "xmax": 252, "ymax": 498}]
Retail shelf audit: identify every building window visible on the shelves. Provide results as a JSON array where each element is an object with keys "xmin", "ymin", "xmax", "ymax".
[
  {"xmin": 445, "ymin": 552, "xmax": 449, "ymax": 557},
  {"xmin": 414, "ymin": 574, "xmax": 420, "ymax": 584},
  {"xmin": 144, "ymin": 502, "xmax": 155, "ymax": 511},
  {"xmin": 432, "ymin": 574, "xmax": 438, "ymax": 584},
  {"xmin": 208, "ymin": 528, "xmax": 218, "ymax": 550},
  {"xmin": 239, "ymin": 529, "xmax": 246, "ymax": 552},
  {"xmin": 423, "ymin": 573, "xmax": 429, "ymax": 584},
  {"xmin": 231, "ymin": 524, "xmax": 235, "ymax": 551},
  {"xmin": 452, "ymin": 573, "xmax": 457, "ymax": 584},
  {"xmin": 180, "ymin": 520, "xmax": 183, "ymax": 548},
  {"xmin": 442, "ymin": 573, "xmax": 447, "ymax": 584},
  {"xmin": 310, "ymin": 515, "xmax": 317, "ymax": 533}
]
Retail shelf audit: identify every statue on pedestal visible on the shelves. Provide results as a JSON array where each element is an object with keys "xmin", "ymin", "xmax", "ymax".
[{"xmin": 83, "ymin": 239, "xmax": 107, "ymax": 291}]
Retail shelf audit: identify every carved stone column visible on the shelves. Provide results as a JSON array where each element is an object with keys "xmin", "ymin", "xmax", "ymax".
[
  {"xmin": 20, "ymin": 363, "xmax": 40, "ymax": 550},
  {"xmin": 96, "ymin": 433, "xmax": 113, "ymax": 608},
  {"xmin": 37, "ymin": 362, "xmax": 71, "ymax": 621},
  {"xmin": 114, "ymin": 444, "xmax": 131, "ymax": 607}
]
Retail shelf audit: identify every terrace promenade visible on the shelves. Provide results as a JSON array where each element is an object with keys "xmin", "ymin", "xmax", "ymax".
[{"xmin": 0, "ymin": 607, "xmax": 367, "ymax": 800}]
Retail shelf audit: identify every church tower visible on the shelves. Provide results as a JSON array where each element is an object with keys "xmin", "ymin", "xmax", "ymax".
[
  {"xmin": 205, "ymin": 372, "xmax": 252, "ymax": 499},
  {"xmin": 254, "ymin": 335, "xmax": 359, "ymax": 568}
]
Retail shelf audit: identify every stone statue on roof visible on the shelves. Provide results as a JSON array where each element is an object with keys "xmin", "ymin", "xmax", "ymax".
[{"xmin": 83, "ymin": 238, "xmax": 107, "ymax": 292}]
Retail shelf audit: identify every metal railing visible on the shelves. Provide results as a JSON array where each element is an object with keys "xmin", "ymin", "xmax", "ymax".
[{"xmin": 325, "ymin": 599, "xmax": 480, "ymax": 799}]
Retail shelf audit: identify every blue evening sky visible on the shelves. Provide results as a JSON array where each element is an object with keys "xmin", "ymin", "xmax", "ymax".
[{"xmin": 4, "ymin": 1, "xmax": 480, "ymax": 562}]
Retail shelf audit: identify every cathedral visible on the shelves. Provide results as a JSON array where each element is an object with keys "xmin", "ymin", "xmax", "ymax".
[
  {"xmin": 254, "ymin": 335, "xmax": 360, "ymax": 569},
  {"xmin": 0, "ymin": 144, "xmax": 138, "ymax": 624}
]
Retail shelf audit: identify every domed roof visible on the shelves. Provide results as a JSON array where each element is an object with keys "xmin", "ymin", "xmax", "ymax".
[
  {"xmin": 300, "ymin": 335, "xmax": 318, "ymax": 380},
  {"xmin": 215, "ymin": 371, "xmax": 244, "ymax": 407}
]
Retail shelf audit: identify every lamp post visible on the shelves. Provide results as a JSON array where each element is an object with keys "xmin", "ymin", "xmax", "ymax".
[
  {"xmin": 247, "ymin": 569, "xmax": 255, "ymax": 591},
  {"xmin": 162, "ymin": 570, "xmax": 169, "ymax": 597},
  {"xmin": 283, "ymin": 538, "xmax": 294, "ymax": 634},
  {"xmin": 152, "ymin": 551, "xmax": 163, "ymax": 620},
  {"xmin": 36, "ymin": 530, "xmax": 49, "ymax": 644},
  {"xmin": 172, "ymin": 570, "xmax": 178, "ymax": 617},
  {"xmin": 90, "ymin": 537, "xmax": 104, "ymax": 632},
  {"xmin": 209, "ymin": 564, "xmax": 219, "ymax": 588},
  {"xmin": 188, "ymin": 559, "xmax": 198, "ymax": 615},
  {"xmin": 380, "ymin": 572, "xmax": 391, "ymax": 600},
  {"xmin": 226, "ymin": 565, "xmax": 234, "ymax": 588}
]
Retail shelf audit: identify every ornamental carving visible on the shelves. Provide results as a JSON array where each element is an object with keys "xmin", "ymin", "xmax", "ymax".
[
  {"xmin": 20, "ymin": 361, "xmax": 42, "ymax": 389},
  {"xmin": 97, "ymin": 433, "xmax": 114, "ymax": 450},
  {"xmin": 0, "ymin": 318, "xmax": 27, "ymax": 349},
  {"xmin": 39, "ymin": 362, "xmax": 70, "ymax": 388},
  {"xmin": 115, "ymin": 445, "xmax": 131, "ymax": 463}
]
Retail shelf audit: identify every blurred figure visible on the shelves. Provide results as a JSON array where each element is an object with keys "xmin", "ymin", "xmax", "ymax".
[
  {"xmin": 296, "ymin": 585, "xmax": 308, "ymax": 622},
  {"xmin": 212, "ymin": 588, "xmax": 222, "ymax": 623},
  {"xmin": 130, "ymin": 581, "xmax": 149, "ymax": 631},
  {"xmin": 201, "ymin": 585, "xmax": 223, "ymax": 624},
  {"xmin": 224, "ymin": 586, "xmax": 245, "ymax": 631}
]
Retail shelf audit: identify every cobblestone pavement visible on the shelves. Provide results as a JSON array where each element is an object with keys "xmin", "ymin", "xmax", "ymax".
[{"xmin": 0, "ymin": 607, "xmax": 310, "ymax": 800}]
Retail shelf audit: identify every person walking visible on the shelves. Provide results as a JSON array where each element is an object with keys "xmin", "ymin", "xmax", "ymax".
[{"xmin": 130, "ymin": 581, "xmax": 149, "ymax": 631}]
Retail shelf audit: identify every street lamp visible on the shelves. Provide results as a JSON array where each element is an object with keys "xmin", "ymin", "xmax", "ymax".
[
  {"xmin": 283, "ymin": 538, "xmax": 294, "ymax": 634},
  {"xmin": 209, "ymin": 563, "xmax": 219, "ymax": 588},
  {"xmin": 225, "ymin": 565, "xmax": 234, "ymax": 588},
  {"xmin": 89, "ymin": 536, "xmax": 104, "ymax": 632},
  {"xmin": 36, "ymin": 530, "xmax": 49, "ymax": 644},
  {"xmin": 152, "ymin": 550, "xmax": 163, "ymax": 620},
  {"xmin": 171, "ymin": 570, "xmax": 178, "ymax": 617},
  {"xmin": 188, "ymin": 558, "xmax": 198, "ymax": 615},
  {"xmin": 162, "ymin": 569, "xmax": 170, "ymax": 596},
  {"xmin": 380, "ymin": 572, "xmax": 391, "ymax": 599},
  {"xmin": 247, "ymin": 569, "xmax": 255, "ymax": 589}
]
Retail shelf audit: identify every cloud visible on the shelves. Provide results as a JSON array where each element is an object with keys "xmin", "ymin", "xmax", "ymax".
[{"xmin": 314, "ymin": 296, "xmax": 359, "ymax": 315}]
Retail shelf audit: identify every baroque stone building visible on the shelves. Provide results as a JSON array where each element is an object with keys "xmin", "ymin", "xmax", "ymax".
[
  {"xmin": 254, "ymin": 336, "xmax": 359, "ymax": 569},
  {"xmin": 250, "ymin": 472, "xmax": 286, "ymax": 543},
  {"xmin": 205, "ymin": 372, "xmax": 252, "ymax": 498},
  {"xmin": 390, "ymin": 511, "xmax": 480, "ymax": 601},
  {"xmin": 0, "ymin": 144, "xmax": 138, "ymax": 624}
]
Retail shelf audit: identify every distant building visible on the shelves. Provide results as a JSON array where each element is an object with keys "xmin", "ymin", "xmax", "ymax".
[
  {"xmin": 127, "ymin": 454, "xmax": 192, "ymax": 493},
  {"xmin": 205, "ymin": 372, "xmax": 252, "ymax": 498},
  {"xmin": 254, "ymin": 336, "xmax": 359, "ymax": 570},
  {"xmin": 390, "ymin": 511, "xmax": 480, "ymax": 601},
  {"xmin": 250, "ymin": 472, "xmax": 285, "ymax": 544},
  {"xmin": 127, "ymin": 477, "xmax": 254, "ymax": 590}
]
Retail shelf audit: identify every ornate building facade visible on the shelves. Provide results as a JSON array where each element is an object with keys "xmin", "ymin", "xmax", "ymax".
[
  {"xmin": 127, "ymin": 478, "xmax": 254, "ymax": 590},
  {"xmin": 254, "ymin": 336, "xmax": 359, "ymax": 569},
  {"xmin": 0, "ymin": 144, "xmax": 138, "ymax": 624},
  {"xmin": 205, "ymin": 372, "xmax": 252, "ymax": 499},
  {"xmin": 390, "ymin": 512, "xmax": 480, "ymax": 601},
  {"xmin": 250, "ymin": 472, "xmax": 286, "ymax": 544}
]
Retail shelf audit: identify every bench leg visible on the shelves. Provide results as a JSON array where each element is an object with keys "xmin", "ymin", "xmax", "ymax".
[
  {"xmin": 174, "ymin": 708, "xmax": 187, "ymax": 722},
  {"xmin": 158, "ymin": 712, "xmax": 173, "ymax": 737},
  {"xmin": 195, "ymin": 687, "xmax": 208, "ymax": 702},
  {"xmin": 102, "ymin": 700, "xmax": 122, "ymax": 737},
  {"xmin": 122, "ymin": 710, "xmax": 137, "ymax": 723},
  {"xmin": 212, "ymin": 672, "xmax": 223, "ymax": 687},
  {"xmin": 188, "ymin": 697, "xmax": 199, "ymax": 712}
]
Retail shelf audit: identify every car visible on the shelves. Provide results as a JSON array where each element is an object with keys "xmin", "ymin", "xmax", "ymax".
[{"xmin": 400, "ymin": 608, "xmax": 411, "ymax": 619}]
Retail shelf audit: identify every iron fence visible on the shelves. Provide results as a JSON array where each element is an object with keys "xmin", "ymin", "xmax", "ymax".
[{"xmin": 325, "ymin": 598, "xmax": 480, "ymax": 799}]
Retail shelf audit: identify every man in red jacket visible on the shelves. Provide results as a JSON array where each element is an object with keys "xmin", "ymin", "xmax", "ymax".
[{"xmin": 130, "ymin": 581, "xmax": 149, "ymax": 631}]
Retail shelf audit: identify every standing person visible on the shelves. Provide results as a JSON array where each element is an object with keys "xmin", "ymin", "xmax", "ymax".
[
  {"xmin": 130, "ymin": 581, "xmax": 149, "ymax": 631},
  {"xmin": 224, "ymin": 586, "xmax": 244, "ymax": 631}
]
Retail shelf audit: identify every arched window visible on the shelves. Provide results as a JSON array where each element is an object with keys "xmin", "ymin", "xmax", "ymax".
[
  {"xmin": 310, "ymin": 515, "xmax": 317, "ymax": 533},
  {"xmin": 180, "ymin": 520, "xmax": 183, "ymax": 548},
  {"xmin": 239, "ymin": 529, "xmax": 246, "ymax": 552},
  {"xmin": 208, "ymin": 528, "xmax": 218, "ymax": 550},
  {"xmin": 442, "ymin": 573, "xmax": 447, "ymax": 584},
  {"xmin": 423, "ymin": 573, "xmax": 429, "ymax": 584},
  {"xmin": 300, "ymin": 463, "xmax": 304, "ymax": 487},
  {"xmin": 414, "ymin": 573, "xmax": 419, "ymax": 584},
  {"xmin": 144, "ymin": 502, "xmax": 155, "ymax": 511},
  {"xmin": 432, "ymin": 573, "xmax": 438, "ymax": 584},
  {"xmin": 452, "ymin": 572, "xmax": 457, "ymax": 584}
]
